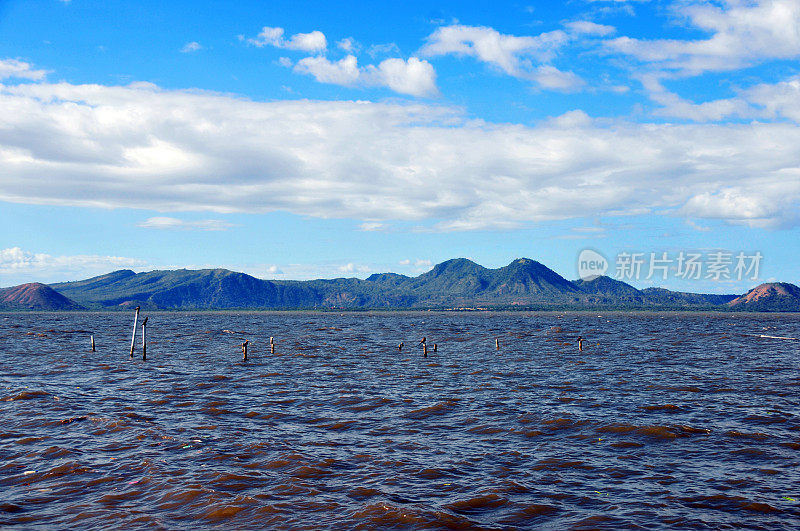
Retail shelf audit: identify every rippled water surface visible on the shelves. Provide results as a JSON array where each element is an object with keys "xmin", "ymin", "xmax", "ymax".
[{"xmin": 1, "ymin": 311, "xmax": 799, "ymax": 529}]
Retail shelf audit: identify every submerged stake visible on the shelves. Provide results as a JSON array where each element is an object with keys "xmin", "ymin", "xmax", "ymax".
[
  {"xmin": 91, "ymin": 335, "xmax": 95, "ymax": 352},
  {"xmin": 141, "ymin": 317, "xmax": 148, "ymax": 361},
  {"xmin": 242, "ymin": 339, "xmax": 249, "ymax": 361},
  {"xmin": 129, "ymin": 306, "xmax": 140, "ymax": 359}
]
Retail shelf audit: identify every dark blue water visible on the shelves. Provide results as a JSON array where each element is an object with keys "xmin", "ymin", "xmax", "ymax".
[{"xmin": 1, "ymin": 311, "xmax": 799, "ymax": 528}]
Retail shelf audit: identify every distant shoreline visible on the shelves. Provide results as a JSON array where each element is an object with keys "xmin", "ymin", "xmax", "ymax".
[{"xmin": 3, "ymin": 309, "xmax": 800, "ymax": 316}]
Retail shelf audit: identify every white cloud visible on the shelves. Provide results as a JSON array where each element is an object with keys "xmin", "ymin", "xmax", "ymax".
[
  {"xmin": 682, "ymin": 178, "xmax": 800, "ymax": 229},
  {"xmin": 564, "ymin": 21, "xmax": 616, "ymax": 36},
  {"xmin": 359, "ymin": 222, "xmax": 386, "ymax": 231},
  {"xmin": 420, "ymin": 24, "xmax": 568, "ymax": 75},
  {"xmin": 419, "ymin": 24, "xmax": 581, "ymax": 90},
  {"xmin": 531, "ymin": 65, "xmax": 585, "ymax": 91},
  {"xmin": 137, "ymin": 217, "xmax": 235, "ymax": 231},
  {"xmin": 396, "ymin": 258, "xmax": 433, "ymax": 272},
  {"xmin": 295, "ymin": 55, "xmax": 360, "ymax": 85},
  {"xmin": 607, "ymin": 0, "xmax": 800, "ymax": 75},
  {"xmin": 745, "ymin": 75, "xmax": 800, "ymax": 122},
  {"xmin": 0, "ymin": 59, "xmax": 48, "ymax": 80},
  {"xmin": 604, "ymin": 1, "xmax": 800, "ymax": 121},
  {"xmin": 0, "ymin": 247, "xmax": 145, "ymax": 285},
  {"xmin": 294, "ymin": 54, "xmax": 438, "ymax": 97},
  {"xmin": 337, "ymin": 38, "xmax": 358, "ymax": 53},
  {"xmin": 338, "ymin": 262, "xmax": 371, "ymax": 274},
  {"xmin": 286, "ymin": 31, "xmax": 327, "ymax": 53},
  {"xmin": 366, "ymin": 57, "xmax": 438, "ymax": 97},
  {"xmin": 2, "ymin": 76, "xmax": 800, "ymax": 230},
  {"xmin": 637, "ymin": 73, "xmax": 800, "ymax": 122},
  {"xmin": 248, "ymin": 26, "xmax": 327, "ymax": 53},
  {"xmin": 637, "ymin": 73, "xmax": 754, "ymax": 121},
  {"xmin": 181, "ymin": 42, "xmax": 202, "ymax": 53}
]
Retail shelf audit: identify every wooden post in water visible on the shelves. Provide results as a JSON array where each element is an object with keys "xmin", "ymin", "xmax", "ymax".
[
  {"xmin": 129, "ymin": 306, "xmax": 140, "ymax": 359},
  {"xmin": 141, "ymin": 317, "xmax": 148, "ymax": 361},
  {"xmin": 242, "ymin": 340, "xmax": 249, "ymax": 361},
  {"xmin": 270, "ymin": 336, "xmax": 275, "ymax": 355},
  {"xmin": 577, "ymin": 336, "xmax": 583, "ymax": 352},
  {"xmin": 91, "ymin": 335, "xmax": 95, "ymax": 352},
  {"xmin": 433, "ymin": 343, "xmax": 437, "ymax": 353},
  {"xmin": 495, "ymin": 338, "xmax": 500, "ymax": 350},
  {"xmin": 423, "ymin": 343, "xmax": 428, "ymax": 358}
]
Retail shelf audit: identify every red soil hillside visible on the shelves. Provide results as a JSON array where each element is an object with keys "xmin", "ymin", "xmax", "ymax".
[
  {"xmin": 0, "ymin": 283, "xmax": 84, "ymax": 310},
  {"xmin": 727, "ymin": 282, "xmax": 800, "ymax": 311}
]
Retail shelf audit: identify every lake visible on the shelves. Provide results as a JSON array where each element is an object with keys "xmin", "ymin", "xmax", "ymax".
[{"xmin": 1, "ymin": 311, "xmax": 799, "ymax": 528}]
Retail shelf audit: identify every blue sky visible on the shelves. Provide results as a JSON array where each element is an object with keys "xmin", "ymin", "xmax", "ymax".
[{"xmin": 1, "ymin": 0, "xmax": 800, "ymax": 293}]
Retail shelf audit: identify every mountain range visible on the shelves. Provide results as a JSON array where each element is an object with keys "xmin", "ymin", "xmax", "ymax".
[{"xmin": 1, "ymin": 257, "xmax": 797, "ymax": 311}]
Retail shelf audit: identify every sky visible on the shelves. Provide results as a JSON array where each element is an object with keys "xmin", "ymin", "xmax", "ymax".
[{"xmin": 1, "ymin": 0, "xmax": 800, "ymax": 293}]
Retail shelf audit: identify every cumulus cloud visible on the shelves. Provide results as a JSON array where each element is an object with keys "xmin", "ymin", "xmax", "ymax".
[
  {"xmin": 0, "ymin": 247, "xmax": 145, "ymax": 284},
  {"xmin": 419, "ymin": 24, "xmax": 582, "ymax": 90},
  {"xmin": 294, "ymin": 54, "xmax": 438, "ymax": 97},
  {"xmin": 295, "ymin": 55, "xmax": 360, "ymax": 85},
  {"xmin": 365, "ymin": 57, "xmax": 438, "ymax": 97},
  {"xmin": 1, "ymin": 77, "xmax": 800, "ymax": 230},
  {"xmin": 0, "ymin": 59, "xmax": 48, "ymax": 80},
  {"xmin": 247, "ymin": 26, "xmax": 327, "ymax": 53},
  {"xmin": 607, "ymin": 0, "xmax": 800, "ymax": 75},
  {"xmin": 137, "ymin": 217, "xmax": 235, "ymax": 231}
]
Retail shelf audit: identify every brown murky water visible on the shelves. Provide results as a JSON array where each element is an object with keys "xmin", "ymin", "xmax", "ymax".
[{"xmin": 1, "ymin": 311, "xmax": 799, "ymax": 528}]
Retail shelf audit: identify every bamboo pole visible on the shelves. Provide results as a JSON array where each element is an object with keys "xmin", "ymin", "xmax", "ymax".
[{"xmin": 129, "ymin": 307, "xmax": 140, "ymax": 359}]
